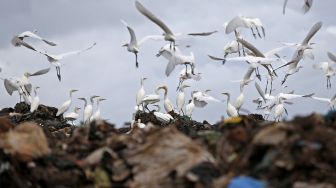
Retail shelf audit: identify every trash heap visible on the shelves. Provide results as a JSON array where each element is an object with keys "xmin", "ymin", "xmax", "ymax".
[{"xmin": 0, "ymin": 102, "xmax": 335, "ymax": 188}]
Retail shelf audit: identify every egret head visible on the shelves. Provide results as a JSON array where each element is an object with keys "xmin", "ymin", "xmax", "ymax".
[
  {"xmin": 70, "ymin": 89, "xmax": 78, "ymax": 93},
  {"xmin": 24, "ymin": 72, "xmax": 31, "ymax": 77}
]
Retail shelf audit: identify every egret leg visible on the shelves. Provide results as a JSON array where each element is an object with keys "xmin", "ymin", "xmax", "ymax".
[
  {"xmin": 236, "ymin": 39, "xmax": 241, "ymax": 56},
  {"xmin": 56, "ymin": 67, "xmax": 61, "ymax": 82},
  {"xmin": 183, "ymin": 64, "xmax": 188, "ymax": 75},
  {"xmin": 135, "ymin": 53, "xmax": 139, "ymax": 68},
  {"xmin": 281, "ymin": 74, "xmax": 289, "ymax": 85},
  {"xmin": 181, "ymin": 109, "xmax": 185, "ymax": 116},
  {"xmin": 223, "ymin": 54, "xmax": 227, "ymax": 65},
  {"xmin": 250, "ymin": 27, "xmax": 257, "ymax": 39},
  {"xmin": 270, "ymin": 80, "xmax": 273, "ymax": 95},
  {"xmin": 255, "ymin": 27, "xmax": 262, "ymax": 38},
  {"xmin": 265, "ymin": 79, "xmax": 269, "ymax": 94},
  {"xmin": 242, "ymin": 46, "xmax": 246, "ymax": 56},
  {"xmin": 190, "ymin": 63, "xmax": 195, "ymax": 75},
  {"xmin": 177, "ymin": 80, "xmax": 182, "ymax": 91},
  {"xmin": 255, "ymin": 68, "xmax": 261, "ymax": 81}
]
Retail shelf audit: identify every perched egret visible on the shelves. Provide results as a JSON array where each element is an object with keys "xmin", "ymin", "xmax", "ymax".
[
  {"xmin": 56, "ymin": 89, "xmax": 78, "ymax": 116},
  {"xmin": 234, "ymin": 86, "xmax": 245, "ymax": 113},
  {"xmin": 91, "ymin": 97, "xmax": 107, "ymax": 122},
  {"xmin": 176, "ymin": 84, "xmax": 190, "ymax": 115},
  {"xmin": 274, "ymin": 97, "xmax": 287, "ymax": 121},
  {"xmin": 141, "ymin": 86, "xmax": 163, "ymax": 111},
  {"xmin": 222, "ymin": 92, "xmax": 239, "ymax": 117},
  {"xmin": 36, "ymin": 42, "xmax": 96, "ymax": 81},
  {"xmin": 153, "ymin": 105, "xmax": 174, "ymax": 124},
  {"xmin": 160, "ymin": 85, "xmax": 175, "ymax": 113},
  {"xmin": 78, "ymin": 96, "xmax": 100, "ymax": 125},
  {"xmin": 185, "ymin": 99, "xmax": 195, "ymax": 118},
  {"xmin": 64, "ymin": 107, "xmax": 81, "ymax": 125},
  {"xmin": 30, "ymin": 86, "xmax": 40, "ymax": 113},
  {"xmin": 136, "ymin": 77, "xmax": 147, "ymax": 109}
]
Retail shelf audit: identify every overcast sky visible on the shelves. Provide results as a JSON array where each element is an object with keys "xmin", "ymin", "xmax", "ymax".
[{"xmin": 0, "ymin": 0, "xmax": 336, "ymax": 126}]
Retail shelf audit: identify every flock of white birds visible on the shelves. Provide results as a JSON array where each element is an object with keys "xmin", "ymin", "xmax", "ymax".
[{"xmin": 1, "ymin": 0, "xmax": 336, "ymax": 126}]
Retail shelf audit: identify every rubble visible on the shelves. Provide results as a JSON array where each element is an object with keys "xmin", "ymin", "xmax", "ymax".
[{"xmin": 0, "ymin": 103, "xmax": 335, "ymax": 187}]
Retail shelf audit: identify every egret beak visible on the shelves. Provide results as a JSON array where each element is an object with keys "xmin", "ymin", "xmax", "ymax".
[{"xmin": 122, "ymin": 43, "xmax": 128, "ymax": 47}]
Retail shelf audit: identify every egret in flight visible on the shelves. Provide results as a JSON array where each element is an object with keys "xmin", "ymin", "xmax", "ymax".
[{"xmin": 121, "ymin": 19, "xmax": 163, "ymax": 68}]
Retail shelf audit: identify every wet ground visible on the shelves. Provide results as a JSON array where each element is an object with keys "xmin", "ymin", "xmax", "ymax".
[{"xmin": 0, "ymin": 102, "xmax": 335, "ymax": 188}]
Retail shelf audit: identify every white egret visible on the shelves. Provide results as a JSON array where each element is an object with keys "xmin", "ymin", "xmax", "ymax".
[
  {"xmin": 12, "ymin": 30, "xmax": 56, "ymax": 48},
  {"xmin": 311, "ymin": 94, "xmax": 336, "ymax": 110},
  {"xmin": 225, "ymin": 15, "xmax": 265, "ymax": 39},
  {"xmin": 234, "ymin": 86, "xmax": 245, "ymax": 113},
  {"xmin": 56, "ymin": 89, "xmax": 78, "ymax": 116},
  {"xmin": 141, "ymin": 86, "xmax": 163, "ymax": 111},
  {"xmin": 274, "ymin": 97, "xmax": 286, "ymax": 122},
  {"xmin": 192, "ymin": 90, "xmax": 219, "ymax": 108},
  {"xmin": 177, "ymin": 68, "xmax": 201, "ymax": 90},
  {"xmin": 127, "ymin": 119, "xmax": 147, "ymax": 134},
  {"xmin": 176, "ymin": 84, "xmax": 190, "ymax": 115},
  {"xmin": 275, "ymin": 22, "xmax": 322, "ymax": 85},
  {"xmin": 185, "ymin": 99, "xmax": 195, "ymax": 118},
  {"xmin": 30, "ymin": 86, "xmax": 40, "ymax": 113},
  {"xmin": 3, "ymin": 68, "xmax": 50, "ymax": 103},
  {"xmin": 91, "ymin": 97, "xmax": 107, "ymax": 122},
  {"xmin": 153, "ymin": 105, "xmax": 174, "ymax": 124},
  {"xmin": 121, "ymin": 20, "xmax": 163, "ymax": 68},
  {"xmin": 64, "ymin": 107, "xmax": 81, "ymax": 125},
  {"xmin": 78, "ymin": 96, "xmax": 100, "ymax": 125},
  {"xmin": 36, "ymin": 42, "xmax": 96, "ymax": 81},
  {"xmin": 156, "ymin": 44, "xmax": 196, "ymax": 77},
  {"xmin": 283, "ymin": 0, "xmax": 313, "ymax": 14},
  {"xmin": 136, "ymin": 77, "xmax": 147, "ymax": 108},
  {"xmin": 313, "ymin": 61, "xmax": 335, "ymax": 89},
  {"xmin": 135, "ymin": 1, "xmax": 179, "ymax": 49},
  {"xmin": 222, "ymin": 92, "xmax": 239, "ymax": 117},
  {"xmin": 160, "ymin": 85, "xmax": 175, "ymax": 113}
]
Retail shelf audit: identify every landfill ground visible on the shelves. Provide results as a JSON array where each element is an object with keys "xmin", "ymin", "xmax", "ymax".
[{"xmin": 0, "ymin": 102, "xmax": 335, "ymax": 188}]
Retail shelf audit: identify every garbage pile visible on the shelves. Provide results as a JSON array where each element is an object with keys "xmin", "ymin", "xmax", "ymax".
[{"xmin": 0, "ymin": 102, "xmax": 335, "ymax": 188}]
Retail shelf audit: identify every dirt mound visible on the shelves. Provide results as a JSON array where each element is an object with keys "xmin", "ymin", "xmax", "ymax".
[{"xmin": 0, "ymin": 103, "xmax": 335, "ymax": 188}]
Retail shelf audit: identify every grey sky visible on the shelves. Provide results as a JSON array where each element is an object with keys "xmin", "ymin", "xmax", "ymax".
[{"xmin": 0, "ymin": 0, "xmax": 335, "ymax": 126}]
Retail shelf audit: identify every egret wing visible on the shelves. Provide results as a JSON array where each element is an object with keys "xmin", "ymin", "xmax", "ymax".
[
  {"xmin": 301, "ymin": 21, "xmax": 322, "ymax": 45},
  {"xmin": 188, "ymin": 30, "xmax": 218, "ymax": 36},
  {"xmin": 327, "ymin": 52, "xmax": 336, "ymax": 63},
  {"xmin": 4, "ymin": 79, "xmax": 18, "ymax": 95},
  {"xmin": 135, "ymin": 1, "xmax": 174, "ymax": 35},
  {"xmin": 30, "ymin": 67, "xmax": 50, "ymax": 76}
]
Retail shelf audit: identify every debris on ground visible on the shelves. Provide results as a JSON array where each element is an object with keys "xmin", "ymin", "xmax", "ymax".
[{"xmin": 0, "ymin": 102, "xmax": 335, "ymax": 187}]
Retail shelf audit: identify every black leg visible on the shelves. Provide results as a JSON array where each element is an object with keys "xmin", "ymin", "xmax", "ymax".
[
  {"xmin": 265, "ymin": 79, "xmax": 269, "ymax": 94},
  {"xmin": 256, "ymin": 27, "xmax": 262, "ymax": 38},
  {"xmin": 135, "ymin": 53, "xmax": 139, "ymax": 68},
  {"xmin": 250, "ymin": 27, "xmax": 257, "ymax": 39},
  {"xmin": 56, "ymin": 67, "xmax": 61, "ymax": 82},
  {"xmin": 282, "ymin": 74, "xmax": 289, "ymax": 85}
]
